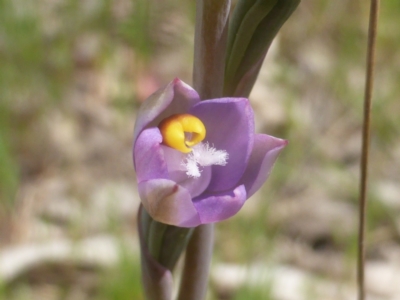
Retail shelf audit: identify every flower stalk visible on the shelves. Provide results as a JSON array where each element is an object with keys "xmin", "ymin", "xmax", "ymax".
[
  {"xmin": 177, "ymin": 224, "xmax": 214, "ymax": 300},
  {"xmin": 176, "ymin": 1, "xmax": 231, "ymax": 298},
  {"xmin": 135, "ymin": 0, "xmax": 298, "ymax": 299},
  {"xmin": 193, "ymin": 0, "xmax": 231, "ymax": 99},
  {"xmin": 139, "ymin": 207, "xmax": 194, "ymax": 300},
  {"xmin": 138, "ymin": 207, "xmax": 174, "ymax": 300}
]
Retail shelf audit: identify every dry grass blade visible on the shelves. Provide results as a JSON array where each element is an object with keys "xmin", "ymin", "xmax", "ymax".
[{"xmin": 358, "ymin": 1, "xmax": 380, "ymax": 300}]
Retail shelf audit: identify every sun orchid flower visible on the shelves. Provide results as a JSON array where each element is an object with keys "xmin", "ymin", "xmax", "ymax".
[{"xmin": 133, "ymin": 78, "xmax": 287, "ymax": 227}]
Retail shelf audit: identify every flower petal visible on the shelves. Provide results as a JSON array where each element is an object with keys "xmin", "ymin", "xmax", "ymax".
[
  {"xmin": 193, "ymin": 185, "xmax": 247, "ymax": 224},
  {"xmin": 133, "ymin": 78, "xmax": 200, "ymax": 146},
  {"xmin": 134, "ymin": 127, "xmax": 169, "ymax": 182},
  {"xmin": 190, "ymin": 98, "xmax": 254, "ymax": 192},
  {"xmin": 239, "ymin": 134, "xmax": 287, "ymax": 198},
  {"xmin": 139, "ymin": 179, "xmax": 201, "ymax": 227},
  {"xmin": 162, "ymin": 145, "xmax": 212, "ymax": 197}
]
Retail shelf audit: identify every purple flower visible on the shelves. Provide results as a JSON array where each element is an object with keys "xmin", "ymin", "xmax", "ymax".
[{"xmin": 133, "ymin": 78, "xmax": 287, "ymax": 227}]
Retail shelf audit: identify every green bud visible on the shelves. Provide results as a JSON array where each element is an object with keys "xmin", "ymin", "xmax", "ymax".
[{"xmin": 224, "ymin": 0, "xmax": 300, "ymax": 97}]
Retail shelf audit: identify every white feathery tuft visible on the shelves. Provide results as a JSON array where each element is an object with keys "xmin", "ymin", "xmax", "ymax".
[
  {"xmin": 182, "ymin": 142, "xmax": 228, "ymax": 178},
  {"xmin": 183, "ymin": 158, "xmax": 201, "ymax": 178},
  {"xmin": 192, "ymin": 143, "xmax": 228, "ymax": 167}
]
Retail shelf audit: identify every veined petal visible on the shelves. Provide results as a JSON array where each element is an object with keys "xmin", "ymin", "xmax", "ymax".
[
  {"xmin": 134, "ymin": 127, "xmax": 169, "ymax": 182},
  {"xmin": 133, "ymin": 78, "xmax": 200, "ymax": 147},
  {"xmin": 239, "ymin": 134, "xmax": 287, "ymax": 198},
  {"xmin": 190, "ymin": 98, "xmax": 254, "ymax": 192},
  {"xmin": 193, "ymin": 185, "xmax": 247, "ymax": 224},
  {"xmin": 139, "ymin": 179, "xmax": 201, "ymax": 227}
]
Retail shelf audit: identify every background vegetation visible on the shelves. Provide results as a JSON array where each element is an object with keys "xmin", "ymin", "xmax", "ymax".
[{"xmin": 1, "ymin": 0, "xmax": 400, "ymax": 299}]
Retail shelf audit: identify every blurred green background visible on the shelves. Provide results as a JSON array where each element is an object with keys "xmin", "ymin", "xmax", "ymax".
[{"xmin": 1, "ymin": 0, "xmax": 400, "ymax": 299}]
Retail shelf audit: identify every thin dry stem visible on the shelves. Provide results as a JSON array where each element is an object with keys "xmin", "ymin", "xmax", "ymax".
[{"xmin": 358, "ymin": 1, "xmax": 380, "ymax": 300}]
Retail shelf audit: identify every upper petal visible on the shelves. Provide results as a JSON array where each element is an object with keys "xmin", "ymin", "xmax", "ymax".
[
  {"xmin": 192, "ymin": 185, "xmax": 247, "ymax": 224},
  {"xmin": 133, "ymin": 78, "xmax": 200, "ymax": 147},
  {"xmin": 238, "ymin": 134, "xmax": 287, "ymax": 198},
  {"xmin": 139, "ymin": 179, "xmax": 201, "ymax": 227},
  {"xmin": 189, "ymin": 98, "xmax": 254, "ymax": 192}
]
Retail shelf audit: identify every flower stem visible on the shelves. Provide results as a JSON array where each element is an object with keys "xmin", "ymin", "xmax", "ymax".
[
  {"xmin": 138, "ymin": 206, "xmax": 174, "ymax": 300},
  {"xmin": 358, "ymin": 1, "xmax": 380, "ymax": 300},
  {"xmin": 175, "ymin": 1, "xmax": 231, "ymax": 299},
  {"xmin": 193, "ymin": 0, "xmax": 231, "ymax": 99},
  {"xmin": 159, "ymin": 226, "xmax": 194, "ymax": 271},
  {"xmin": 148, "ymin": 219, "xmax": 168, "ymax": 260},
  {"xmin": 176, "ymin": 224, "xmax": 214, "ymax": 300},
  {"xmin": 145, "ymin": 212, "xmax": 194, "ymax": 272}
]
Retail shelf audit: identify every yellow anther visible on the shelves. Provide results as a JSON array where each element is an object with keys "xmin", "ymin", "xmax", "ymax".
[{"xmin": 159, "ymin": 114, "xmax": 206, "ymax": 153}]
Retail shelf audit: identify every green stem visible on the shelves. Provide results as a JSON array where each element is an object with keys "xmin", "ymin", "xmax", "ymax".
[
  {"xmin": 159, "ymin": 226, "xmax": 194, "ymax": 271},
  {"xmin": 147, "ymin": 219, "xmax": 168, "ymax": 261},
  {"xmin": 141, "ymin": 207, "xmax": 194, "ymax": 272},
  {"xmin": 176, "ymin": 224, "xmax": 214, "ymax": 300},
  {"xmin": 193, "ymin": 0, "xmax": 231, "ymax": 99},
  {"xmin": 175, "ymin": 0, "xmax": 231, "ymax": 299}
]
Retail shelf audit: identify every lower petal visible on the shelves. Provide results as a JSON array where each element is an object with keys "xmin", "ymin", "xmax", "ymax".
[
  {"xmin": 139, "ymin": 179, "xmax": 201, "ymax": 227},
  {"xmin": 239, "ymin": 134, "xmax": 287, "ymax": 198},
  {"xmin": 193, "ymin": 185, "xmax": 247, "ymax": 224}
]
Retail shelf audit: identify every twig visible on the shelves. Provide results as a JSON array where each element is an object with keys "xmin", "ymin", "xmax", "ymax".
[{"xmin": 357, "ymin": 1, "xmax": 380, "ymax": 300}]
